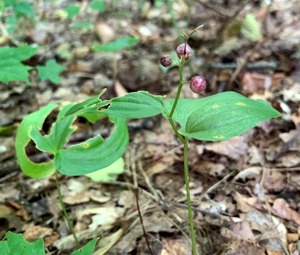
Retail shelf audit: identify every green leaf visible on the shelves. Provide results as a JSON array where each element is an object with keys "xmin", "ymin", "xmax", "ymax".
[
  {"xmin": 86, "ymin": 157, "xmax": 124, "ymax": 182},
  {"xmin": 92, "ymin": 36, "xmax": 139, "ymax": 52},
  {"xmin": 104, "ymin": 91, "xmax": 164, "ymax": 119},
  {"xmin": 0, "ymin": 45, "xmax": 38, "ymax": 84},
  {"xmin": 15, "ymin": 103, "xmax": 57, "ymax": 178},
  {"xmin": 0, "ymin": 232, "xmax": 45, "ymax": 255},
  {"xmin": 164, "ymin": 92, "xmax": 280, "ymax": 141},
  {"xmin": 65, "ymin": 4, "xmax": 80, "ymax": 19},
  {"xmin": 30, "ymin": 105, "xmax": 77, "ymax": 154},
  {"xmin": 71, "ymin": 238, "xmax": 98, "ymax": 255},
  {"xmin": 13, "ymin": 1, "xmax": 34, "ymax": 16},
  {"xmin": 55, "ymin": 116, "xmax": 129, "ymax": 176},
  {"xmin": 37, "ymin": 59, "xmax": 66, "ymax": 84},
  {"xmin": 241, "ymin": 13, "xmax": 262, "ymax": 41},
  {"xmin": 64, "ymin": 91, "xmax": 108, "ymax": 117},
  {"xmin": 89, "ymin": 0, "xmax": 106, "ymax": 12}
]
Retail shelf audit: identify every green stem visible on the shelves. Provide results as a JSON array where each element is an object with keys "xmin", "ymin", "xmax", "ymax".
[
  {"xmin": 183, "ymin": 137, "xmax": 198, "ymax": 255},
  {"xmin": 55, "ymin": 170, "xmax": 80, "ymax": 247},
  {"xmin": 166, "ymin": 57, "xmax": 198, "ymax": 254},
  {"xmin": 169, "ymin": 59, "xmax": 185, "ymax": 118}
]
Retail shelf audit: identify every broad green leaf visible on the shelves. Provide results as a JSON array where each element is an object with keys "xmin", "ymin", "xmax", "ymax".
[
  {"xmin": 1, "ymin": 232, "xmax": 45, "ymax": 255},
  {"xmin": 71, "ymin": 238, "xmax": 98, "ymax": 255},
  {"xmin": 86, "ymin": 157, "xmax": 124, "ymax": 182},
  {"xmin": 241, "ymin": 13, "xmax": 262, "ymax": 41},
  {"xmin": 92, "ymin": 36, "xmax": 139, "ymax": 52},
  {"xmin": 15, "ymin": 103, "xmax": 57, "ymax": 178},
  {"xmin": 104, "ymin": 91, "xmax": 164, "ymax": 119},
  {"xmin": 65, "ymin": 4, "xmax": 80, "ymax": 19},
  {"xmin": 89, "ymin": 0, "xmax": 106, "ymax": 12},
  {"xmin": 55, "ymin": 116, "xmax": 129, "ymax": 175},
  {"xmin": 37, "ymin": 59, "xmax": 66, "ymax": 84},
  {"xmin": 0, "ymin": 45, "xmax": 38, "ymax": 84},
  {"xmin": 164, "ymin": 92, "xmax": 280, "ymax": 141},
  {"xmin": 13, "ymin": 1, "xmax": 34, "ymax": 16}
]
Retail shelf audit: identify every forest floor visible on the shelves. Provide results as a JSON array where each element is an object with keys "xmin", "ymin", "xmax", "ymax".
[{"xmin": 0, "ymin": 0, "xmax": 300, "ymax": 254}]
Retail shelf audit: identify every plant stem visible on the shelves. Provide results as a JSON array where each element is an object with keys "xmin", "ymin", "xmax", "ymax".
[
  {"xmin": 166, "ymin": 57, "xmax": 198, "ymax": 255},
  {"xmin": 55, "ymin": 170, "xmax": 80, "ymax": 247},
  {"xmin": 183, "ymin": 136, "xmax": 198, "ymax": 255},
  {"xmin": 169, "ymin": 59, "xmax": 185, "ymax": 118}
]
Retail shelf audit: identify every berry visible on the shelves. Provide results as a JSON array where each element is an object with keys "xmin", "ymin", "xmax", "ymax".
[
  {"xmin": 176, "ymin": 43, "xmax": 192, "ymax": 60},
  {"xmin": 160, "ymin": 55, "xmax": 172, "ymax": 67},
  {"xmin": 190, "ymin": 76, "xmax": 206, "ymax": 94}
]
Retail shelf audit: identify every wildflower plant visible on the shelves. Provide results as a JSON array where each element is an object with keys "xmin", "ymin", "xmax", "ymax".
[{"xmin": 15, "ymin": 27, "xmax": 280, "ymax": 254}]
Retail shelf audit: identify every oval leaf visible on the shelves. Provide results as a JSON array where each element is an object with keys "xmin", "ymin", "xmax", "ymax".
[
  {"xmin": 164, "ymin": 92, "xmax": 280, "ymax": 141},
  {"xmin": 104, "ymin": 91, "xmax": 164, "ymax": 119}
]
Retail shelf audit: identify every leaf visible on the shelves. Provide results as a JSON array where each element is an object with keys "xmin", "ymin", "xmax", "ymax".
[
  {"xmin": 71, "ymin": 238, "xmax": 99, "ymax": 255},
  {"xmin": 15, "ymin": 103, "xmax": 57, "ymax": 178},
  {"xmin": 37, "ymin": 59, "xmax": 66, "ymax": 84},
  {"xmin": 0, "ymin": 232, "xmax": 45, "ymax": 255},
  {"xmin": 65, "ymin": 4, "xmax": 80, "ymax": 19},
  {"xmin": 104, "ymin": 91, "xmax": 164, "ymax": 119},
  {"xmin": 92, "ymin": 36, "xmax": 139, "ymax": 52},
  {"xmin": 86, "ymin": 157, "xmax": 124, "ymax": 182},
  {"xmin": 0, "ymin": 45, "xmax": 38, "ymax": 84},
  {"xmin": 164, "ymin": 92, "xmax": 280, "ymax": 141},
  {"xmin": 71, "ymin": 21, "xmax": 93, "ymax": 30},
  {"xmin": 241, "ymin": 13, "xmax": 262, "ymax": 41},
  {"xmin": 64, "ymin": 91, "xmax": 108, "ymax": 117},
  {"xmin": 89, "ymin": 0, "xmax": 106, "ymax": 12},
  {"xmin": 55, "ymin": 116, "xmax": 129, "ymax": 176}
]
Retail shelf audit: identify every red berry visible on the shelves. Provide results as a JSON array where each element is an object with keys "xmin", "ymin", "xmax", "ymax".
[
  {"xmin": 176, "ymin": 43, "xmax": 192, "ymax": 60},
  {"xmin": 190, "ymin": 76, "xmax": 206, "ymax": 94},
  {"xmin": 160, "ymin": 55, "xmax": 172, "ymax": 67}
]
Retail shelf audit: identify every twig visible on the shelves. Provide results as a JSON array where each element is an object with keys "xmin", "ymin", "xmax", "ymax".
[{"xmin": 136, "ymin": 189, "xmax": 154, "ymax": 255}]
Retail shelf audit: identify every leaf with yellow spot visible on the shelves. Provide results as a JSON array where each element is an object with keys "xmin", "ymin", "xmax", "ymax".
[{"xmin": 163, "ymin": 92, "xmax": 280, "ymax": 141}]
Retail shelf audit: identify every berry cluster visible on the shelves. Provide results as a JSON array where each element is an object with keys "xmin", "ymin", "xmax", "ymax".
[{"xmin": 160, "ymin": 43, "xmax": 206, "ymax": 94}]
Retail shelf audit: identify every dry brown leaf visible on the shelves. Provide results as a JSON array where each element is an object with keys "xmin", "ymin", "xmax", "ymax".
[
  {"xmin": 193, "ymin": 160, "xmax": 226, "ymax": 177},
  {"xmin": 272, "ymin": 198, "xmax": 300, "ymax": 225},
  {"xmin": 204, "ymin": 136, "xmax": 249, "ymax": 160},
  {"xmin": 23, "ymin": 223, "xmax": 56, "ymax": 245},
  {"xmin": 160, "ymin": 237, "xmax": 191, "ymax": 255}
]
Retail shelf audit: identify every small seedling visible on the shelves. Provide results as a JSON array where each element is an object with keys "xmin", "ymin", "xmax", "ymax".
[{"xmin": 15, "ymin": 27, "xmax": 280, "ymax": 255}]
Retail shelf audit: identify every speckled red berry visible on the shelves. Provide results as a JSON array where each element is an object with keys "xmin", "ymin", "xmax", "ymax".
[
  {"xmin": 176, "ymin": 43, "xmax": 192, "ymax": 60},
  {"xmin": 190, "ymin": 76, "xmax": 206, "ymax": 94},
  {"xmin": 160, "ymin": 55, "xmax": 172, "ymax": 67}
]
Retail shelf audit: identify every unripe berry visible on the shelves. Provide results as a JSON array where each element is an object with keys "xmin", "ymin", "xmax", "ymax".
[
  {"xmin": 190, "ymin": 76, "xmax": 206, "ymax": 94},
  {"xmin": 176, "ymin": 43, "xmax": 192, "ymax": 60},
  {"xmin": 160, "ymin": 55, "xmax": 172, "ymax": 67}
]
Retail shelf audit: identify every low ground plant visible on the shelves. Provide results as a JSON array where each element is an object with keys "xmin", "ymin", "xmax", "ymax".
[{"xmin": 12, "ymin": 27, "xmax": 280, "ymax": 255}]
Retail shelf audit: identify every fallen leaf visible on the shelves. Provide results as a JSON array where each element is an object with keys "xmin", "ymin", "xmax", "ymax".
[{"xmin": 272, "ymin": 198, "xmax": 300, "ymax": 225}]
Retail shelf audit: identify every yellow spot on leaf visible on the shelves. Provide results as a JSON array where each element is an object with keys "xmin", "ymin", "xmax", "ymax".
[
  {"xmin": 212, "ymin": 104, "xmax": 219, "ymax": 109},
  {"xmin": 236, "ymin": 102, "xmax": 246, "ymax": 107},
  {"xmin": 214, "ymin": 135, "xmax": 224, "ymax": 139},
  {"xmin": 83, "ymin": 143, "xmax": 89, "ymax": 148}
]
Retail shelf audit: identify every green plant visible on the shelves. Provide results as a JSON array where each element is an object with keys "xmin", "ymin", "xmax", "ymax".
[
  {"xmin": 0, "ymin": 232, "xmax": 98, "ymax": 255},
  {"xmin": 15, "ymin": 28, "xmax": 280, "ymax": 254}
]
